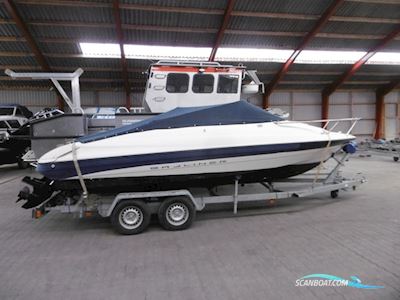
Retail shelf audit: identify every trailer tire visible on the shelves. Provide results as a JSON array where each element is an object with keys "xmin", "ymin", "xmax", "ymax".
[
  {"xmin": 394, "ymin": 156, "xmax": 399, "ymax": 162},
  {"xmin": 158, "ymin": 197, "xmax": 195, "ymax": 231},
  {"xmin": 111, "ymin": 200, "xmax": 150, "ymax": 235}
]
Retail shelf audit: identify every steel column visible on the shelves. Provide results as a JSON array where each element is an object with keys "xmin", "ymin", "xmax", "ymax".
[
  {"xmin": 377, "ymin": 79, "xmax": 400, "ymax": 98},
  {"xmin": 374, "ymin": 92, "xmax": 385, "ymax": 139},
  {"xmin": 374, "ymin": 79, "xmax": 400, "ymax": 139},
  {"xmin": 262, "ymin": 93, "xmax": 269, "ymax": 109},
  {"xmin": 322, "ymin": 93, "xmax": 330, "ymax": 122}
]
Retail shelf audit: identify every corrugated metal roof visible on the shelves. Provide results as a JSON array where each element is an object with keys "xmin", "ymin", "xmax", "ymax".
[
  {"xmin": 0, "ymin": 80, "xmax": 52, "ymax": 89},
  {"xmin": 351, "ymin": 74, "xmax": 396, "ymax": 82},
  {"xmin": 0, "ymin": 24, "xmax": 22, "ymax": 37},
  {"xmin": 127, "ymin": 59, "xmax": 154, "ymax": 69},
  {"xmin": 321, "ymin": 21, "xmax": 399, "ymax": 36},
  {"xmin": 229, "ymin": 16, "xmax": 314, "ymax": 32},
  {"xmin": 0, "ymin": 41, "xmax": 30, "ymax": 52},
  {"xmin": 123, "ymin": 30, "xmax": 215, "ymax": 47},
  {"xmin": 119, "ymin": 0, "xmax": 227, "ymax": 10},
  {"xmin": 0, "ymin": 3, "xmax": 9, "ymax": 18},
  {"xmin": 276, "ymin": 83, "xmax": 325, "ymax": 90},
  {"xmin": 306, "ymin": 38, "xmax": 379, "ymax": 51},
  {"xmin": 290, "ymin": 64, "xmax": 349, "ymax": 72},
  {"xmin": 0, "ymin": 0, "xmax": 398, "ymax": 92},
  {"xmin": 234, "ymin": 0, "xmax": 329, "ymax": 15},
  {"xmin": 381, "ymin": 40, "xmax": 400, "ymax": 52},
  {"xmin": 283, "ymin": 74, "xmax": 337, "ymax": 82},
  {"xmin": 359, "ymin": 64, "xmax": 400, "ymax": 73},
  {"xmin": 222, "ymin": 34, "xmax": 303, "ymax": 48},
  {"xmin": 121, "ymin": 10, "xmax": 221, "ymax": 29},
  {"xmin": 0, "ymin": 55, "xmax": 38, "ymax": 66},
  {"xmin": 29, "ymin": 25, "xmax": 116, "ymax": 40},
  {"xmin": 81, "ymin": 71, "xmax": 123, "ymax": 80},
  {"xmin": 17, "ymin": 4, "xmax": 114, "ymax": 23},
  {"xmin": 341, "ymin": 83, "xmax": 384, "ymax": 90},
  {"xmin": 46, "ymin": 57, "xmax": 121, "ymax": 69},
  {"xmin": 335, "ymin": 1, "xmax": 400, "ymax": 20},
  {"xmin": 38, "ymin": 42, "xmax": 81, "ymax": 55}
]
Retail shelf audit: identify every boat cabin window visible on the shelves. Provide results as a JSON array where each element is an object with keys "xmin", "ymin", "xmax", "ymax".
[
  {"xmin": 7, "ymin": 120, "xmax": 20, "ymax": 128},
  {"xmin": 15, "ymin": 108, "xmax": 23, "ymax": 116},
  {"xmin": 0, "ymin": 121, "xmax": 9, "ymax": 129},
  {"xmin": 192, "ymin": 74, "xmax": 214, "ymax": 93},
  {"xmin": 0, "ymin": 107, "xmax": 14, "ymax": 115},
  {"xmin": 166, "ymin": 73, "xmax": 189, "ymax": 93},
  {"xmin": 217, "ymin": 75, "xmax": 239, "ymax": 94}
]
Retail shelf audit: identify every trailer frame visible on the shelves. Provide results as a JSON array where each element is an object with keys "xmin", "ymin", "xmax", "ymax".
[{"xmin": 31, "ymin": 152, "xmax": 366, "ymax": 234}]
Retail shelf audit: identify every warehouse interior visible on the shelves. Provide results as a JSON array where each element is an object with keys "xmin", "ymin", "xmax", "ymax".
[
  {"xmin": 0, "ymin": 0, "xmax": 399, "ymax": 299},
  {"xmin": 0, "ymin": 0, "xmax": 399, "ymax": 138}
]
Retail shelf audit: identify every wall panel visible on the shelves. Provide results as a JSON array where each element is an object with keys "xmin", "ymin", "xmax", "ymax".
[{"xmin": 1, "ymin": 89, "xmax": 398, "ymax": 138}]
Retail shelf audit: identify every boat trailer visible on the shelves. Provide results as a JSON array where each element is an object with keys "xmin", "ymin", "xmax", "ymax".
[
  {"xmin": 358, "ymin": 139, "xmax": 400, "ymax": 162},
  {"xmin": 29, "ymin": 151, "xmax": 366, "ymax": 235}
]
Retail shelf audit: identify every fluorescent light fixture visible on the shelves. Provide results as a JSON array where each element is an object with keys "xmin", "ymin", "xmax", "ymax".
[
  {"xmin": 79, "ymin": 43, "xmax": 121, "ymax": 58},
  {"xmin": 79, "ymin": 42, "xmax": 400, "ymax": 65}
]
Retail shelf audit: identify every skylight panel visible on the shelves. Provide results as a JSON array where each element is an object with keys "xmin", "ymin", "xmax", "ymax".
[
  {"xmin": 79, "ymin": 43, "xmax": 121, "ymax": 58},
  {"xmin": 79, "ymin": 42, "xmax": 400, "ymax": 65},
  {"xmin": 295, "ymin": 50, "xmax": 367, "ymax": 64},
  {"xmin": 367, "ymin": 52, "xmax": 400, "ymax": 65},
  {"xmin": 124, "ymin": 45, "xmax": 212, "ymax": 60}
]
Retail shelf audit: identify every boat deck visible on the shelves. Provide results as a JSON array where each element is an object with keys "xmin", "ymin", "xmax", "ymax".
[{"xmin": 0, "ymin": 156, "xmax": 398, "ymax": 300}]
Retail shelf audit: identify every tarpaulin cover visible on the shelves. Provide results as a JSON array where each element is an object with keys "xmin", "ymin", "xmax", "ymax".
[{"xmin": 78, "ymin": 100, "xmax": 282, "ymax": 143}]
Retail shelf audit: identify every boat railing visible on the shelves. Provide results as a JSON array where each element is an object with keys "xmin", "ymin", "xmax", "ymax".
[{"xmin": 285, "ymin": 117, "xmax": 360, "ymax": 135}]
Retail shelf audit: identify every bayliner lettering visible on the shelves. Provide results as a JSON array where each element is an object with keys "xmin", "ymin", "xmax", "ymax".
[{"xmin": 150, "ymin": 159, "xmax": 228, "ymax": 170}]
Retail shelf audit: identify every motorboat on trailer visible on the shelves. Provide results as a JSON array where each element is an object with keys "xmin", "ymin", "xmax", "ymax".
[
  {"xmin": 17, "ymin": 61, "xmax": 356, "ymax": 209},
  {"xmin": 18, "ymin": 100, "xmax": 356, "ymax": 209}
]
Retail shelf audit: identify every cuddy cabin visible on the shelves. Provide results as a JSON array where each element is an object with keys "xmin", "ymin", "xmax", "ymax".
[{"xmin": 142, "ymin": 61, "xmax": 265, "ymax": 113}]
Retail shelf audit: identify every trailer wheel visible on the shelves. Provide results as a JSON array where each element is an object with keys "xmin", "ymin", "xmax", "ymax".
[
  {"xmin": 111, "ymin": 200, "xmax": 150, "ymax": 235},
  {"xmin": 330, "ymin": 190, "xmax": 339, "ymax": 199},
  {"xmin": 158, "ymin": 197, "xmax": 195, "ymax": 231},
  {"xmin": 394, "ymin": 156, "xmax": 399, "ymax": 162}
]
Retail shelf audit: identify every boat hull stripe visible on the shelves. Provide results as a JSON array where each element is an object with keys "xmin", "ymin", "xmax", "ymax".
[{"xmin": 37, "ymin": 139, "xmax": 349, "ymax": 180}]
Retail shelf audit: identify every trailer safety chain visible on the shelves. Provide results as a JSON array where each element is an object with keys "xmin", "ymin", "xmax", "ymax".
[{"xmin": 71, "ymin": 142, "xmax": 88, "ymax": 198}]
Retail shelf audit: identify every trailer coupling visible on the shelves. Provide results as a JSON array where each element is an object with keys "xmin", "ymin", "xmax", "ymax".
[{"xmin": 17, "ymin": 177, "xmax": 54, "ymax": 209}]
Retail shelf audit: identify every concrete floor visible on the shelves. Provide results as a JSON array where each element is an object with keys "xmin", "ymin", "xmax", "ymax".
[{"xmin": 0, "ymin": 155, "xmax": 399, "ymax": 300}]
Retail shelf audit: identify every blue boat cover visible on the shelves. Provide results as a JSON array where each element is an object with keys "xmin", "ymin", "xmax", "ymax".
[{"xmin": 78, "ymin": 100, "xmax": 282, "ymax": 143}]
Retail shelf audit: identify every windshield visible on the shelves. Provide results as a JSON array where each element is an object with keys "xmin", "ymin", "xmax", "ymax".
[{"xmin": 0, "ymin": 108, "xmax": 14, "ymax": 115}]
